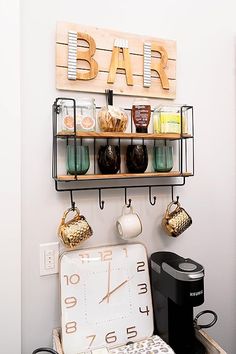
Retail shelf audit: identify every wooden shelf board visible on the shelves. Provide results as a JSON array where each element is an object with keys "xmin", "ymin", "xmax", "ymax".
[
  {"xmin": 56, "ymin": 171, "xmax": 193, "ymax": 181},
  {"xmin": 56, "ymin": 131, "xmax": 193, "ymax": 140},
  {"xmin": 182, "ymin": 172, "xmax": 193, "ymax": 177}
]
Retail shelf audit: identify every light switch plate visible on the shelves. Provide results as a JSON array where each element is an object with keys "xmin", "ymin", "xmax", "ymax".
[{"xmin": 40, "ymin": 242, "xmax": 59, "ymax": 276}]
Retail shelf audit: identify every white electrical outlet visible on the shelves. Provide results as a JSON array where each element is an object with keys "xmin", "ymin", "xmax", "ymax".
[{"xmin": 40, "ymin": 242, "xmax": 59, "ymax": 276}]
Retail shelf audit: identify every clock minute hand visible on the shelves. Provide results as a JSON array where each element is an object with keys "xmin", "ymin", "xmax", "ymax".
[
  {"xmin": 99, "ymin": 279, "xmax": 128, "ymax": 304},
  {"xmin": 106, "ymin": 261, "xmax": 111, "ymax": 304}
]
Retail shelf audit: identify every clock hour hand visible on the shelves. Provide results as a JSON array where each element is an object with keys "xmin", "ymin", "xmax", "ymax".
[{"xmin": 99, "ymin": 279, "xmax": 128, "ymax": 304}]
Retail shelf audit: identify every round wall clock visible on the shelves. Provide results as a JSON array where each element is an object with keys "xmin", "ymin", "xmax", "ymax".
[{"xmin": 59, "ymin": 243, "xmax": 154, "ymax": 354}]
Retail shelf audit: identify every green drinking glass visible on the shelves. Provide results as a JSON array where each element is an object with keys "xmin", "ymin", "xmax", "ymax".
[
  {"xmin": 153, "ymin": 145, "xmax": 173, "ymax": 172},
  {"xmin": 67, "ymin": 145, "xmax": 90, "ymax": 175}
]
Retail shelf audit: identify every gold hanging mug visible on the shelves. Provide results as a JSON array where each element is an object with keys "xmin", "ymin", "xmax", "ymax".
[
  {"xmin": 162, "ymin": 200, "xmax": 192, "ymax": 237},
  {"xmin": 58, "ymin": 207, "xmax": 93, "ymax": 249}
]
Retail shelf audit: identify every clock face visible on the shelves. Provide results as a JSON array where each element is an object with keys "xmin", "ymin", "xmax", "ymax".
[{"xmin": 60, "ymin": 243, "xmax": 154, "ymax": 354}]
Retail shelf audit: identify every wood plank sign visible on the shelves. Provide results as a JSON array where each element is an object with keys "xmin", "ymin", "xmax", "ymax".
[{"xmin": 56, "ymin": 22, "xmax": 176, "ymax": 99}]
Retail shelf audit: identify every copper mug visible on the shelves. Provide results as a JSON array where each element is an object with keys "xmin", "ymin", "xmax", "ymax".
[
  {"xmin": 58, "ymin": 207, "xmax": 93, "ymax": 249},
  {"xmin": 162, "ymin": 200, "xmax": 192, "ymax": 237}
]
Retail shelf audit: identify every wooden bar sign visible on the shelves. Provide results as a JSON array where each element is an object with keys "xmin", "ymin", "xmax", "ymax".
[{"xmin": 56, "ymin": 22, "xmax": 176, "ymax": 99}]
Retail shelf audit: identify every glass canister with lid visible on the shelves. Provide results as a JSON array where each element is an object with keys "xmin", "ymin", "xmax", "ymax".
[
  {"xmin": 153, "ymin": 104, "xmax": 188, "ymax": 134},
  {"xmin": 97, "ymin": 105, "xmax": 128, "ymax": 132},
  {"xmin": 60, "ymin": 97, "xmax": 96, "ymax": 133},
  {"xmin": 76, "ymin": 97, "xmax": 96, "ymax": 132}
]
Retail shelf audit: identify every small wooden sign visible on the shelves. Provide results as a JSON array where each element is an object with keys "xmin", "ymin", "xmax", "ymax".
[{"xmin": 56, "ymin": 22, "xmax": 176, "ymax": 99}]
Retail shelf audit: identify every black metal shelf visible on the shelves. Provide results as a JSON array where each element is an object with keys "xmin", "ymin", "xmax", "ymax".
[{"xmin": 52, "ymin": 93, "xmax": 194, "ymax": 207}]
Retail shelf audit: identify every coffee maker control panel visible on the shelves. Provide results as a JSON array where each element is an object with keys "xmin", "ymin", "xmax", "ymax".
[
  {"xmin": 178, "ymin": 262, "xmax": 197, "ymax": 271},
  {"xmin": 150, "ymin": 251, "xmax": 204, "ymax": 307},
  {"xmin": 162, "ymin": 259, "xmax": 204, "ymax": 282},
  {"xmin": 151, "ymin": 252, "xmax": 204, "ymax": 277}
]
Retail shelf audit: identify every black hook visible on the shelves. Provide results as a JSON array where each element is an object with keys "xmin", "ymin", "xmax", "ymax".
[
  {"xmin": 171, "ymin": 186, "xmax": 179, "ymax": 204},
  {"xmin": 70, "ymin": 190, "xmax": 75, "ymax": 211},
  {"xmin": 98, "ymin": 189, "xmax": 105, "ymax": 210},
  {"xmin": 124, "ymin": 187, "xmax": 132, "ymax": 208},
  {"xmin": 32, "ymin": 348, "xmax": 59, "ymax": 354},
  {"xmin": 148, "ymin": 186, "xmax": 157, "ymax": 206}
]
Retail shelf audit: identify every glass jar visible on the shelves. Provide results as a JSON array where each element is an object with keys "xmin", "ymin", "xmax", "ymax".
[
  {"xmin": 153, "ymin": 104, "xmax": 188, "ymax": 134},
  {"xmin": 60, "ymin": 100, "xmax": 76, "ymax": 132},
  {"xmin": 97, "ymin": 105, "xmax": 128, "ymax": 132},
  {"xmin": 76, "ymin": 97, "xmax": 96, "ymax": 132},
  {"xmin": 60, "ymin": 98, "xmax": 96, "ymax": 133}
]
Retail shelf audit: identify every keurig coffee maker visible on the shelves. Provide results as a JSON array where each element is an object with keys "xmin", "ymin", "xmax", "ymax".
[{"xmin": 150, "ymin": 251, "xmax": 206, "ymax": 354}]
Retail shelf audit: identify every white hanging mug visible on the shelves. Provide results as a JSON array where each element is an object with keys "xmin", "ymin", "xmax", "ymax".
[{"xmin": 116, "ymin": 206, "xmax": 142, "ymax": 239}]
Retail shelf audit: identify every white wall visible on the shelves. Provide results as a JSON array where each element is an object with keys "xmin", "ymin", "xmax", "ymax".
[
  {"xmin": 0, "ymin": 0, "xmax": 21, "ymax": 353},
  {"xmin": 21, "ymin": 0, "xmax": 236, "ymax": 353}
]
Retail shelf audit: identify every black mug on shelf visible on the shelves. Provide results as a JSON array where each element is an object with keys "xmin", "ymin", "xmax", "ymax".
[
  {"xmin": 126, "ymin": 144, "xmax": 148, "ymax": 173},
  {"xmin": 98, "ymin": 145, "xmax": 121, "ymax": 174}
]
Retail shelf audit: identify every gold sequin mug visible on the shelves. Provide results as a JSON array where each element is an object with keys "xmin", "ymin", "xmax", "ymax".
[
  {"xmin": 162, "ymin": 200, "xmax": 192, "ymax": 237},
  {"xmin": 58, "ymin": 207, "xmax": 93, "ymax": 249}
]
